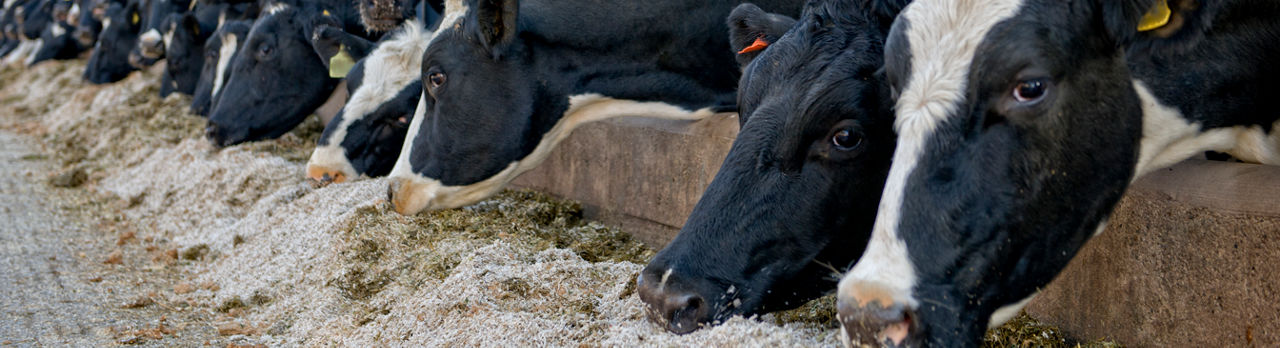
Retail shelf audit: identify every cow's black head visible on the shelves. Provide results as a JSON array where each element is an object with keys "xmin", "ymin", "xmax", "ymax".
[
  {"xmin": 134, "ymin": 0, "xmax": 189, "ymax": 62},
  {"xmin": 190, "ymin": 19, "xmax": 249, "ymax": 116},
  {"xmin": 387, "ymin": 0, "xmax": 755, "ymax": 215},
  {"xmin": 834, "ymin": 0, "xmax": 1195, "ymax": 346},
  {"xmin": 637, "ymin": 1, "xmax": 903, "ymax": 334},
  {"xmin": 71, "ymin": 0, "xmax": 103, "ymax": 47},
  {"xmin": 84, "ymin": 0, "xmax": 139, "ymax": 84},
  {"xmin": 205, "ymin": 5, "xmax": 338, "ymax": 147},
  {"xmin": 29, "ymin": 20, "xmax": 80, "ymax": 65},
  {"xmin": 19, "ymin": 0, "xmax": 52, "ymax": 41},
  {"xmin": 308, "ymin": 21, "xmax": 430, "ymax": 183},
  {"xmin": 159, "ymin": 12, "xmax": 209, "ymax": 96}
]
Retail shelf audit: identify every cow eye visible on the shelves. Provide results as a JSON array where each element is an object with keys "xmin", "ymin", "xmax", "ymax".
[
  {"xmin": 428, "ymin": 72, "xmax": 446, "ymax": 89},
  {"xmin": 257, "ymin": 44, "xmax": 273, "ymax": 58},
  {"xmin": 831, "ymin": 127, "xmax": 863, "ymax": 151},
  {"xmin": 1013, "ymin": 78, "xmax": 1049, "ymax": 103}
]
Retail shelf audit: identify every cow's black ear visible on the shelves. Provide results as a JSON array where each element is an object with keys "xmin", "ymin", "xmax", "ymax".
[
  {"xmin": 727, "ymin": 3, "xmax": 796, "ymax": 70},
  {"xmin": 124, "ymin": 2, "xmax": 141, "ymax": 28},
  {"xmin": 181, "ymin": 13, "xmax": 200, "ymax": 36},
  {"xmin": 1097, "ymin": 0, "xmax": 1159, "ymax": 46},
  {"xmin": 472, "ymin": 0, "xmax": 517, "ymax": 58},
  {"xmin": 309, "ymin": 25, "xmax": 374, "ymax": 78}
]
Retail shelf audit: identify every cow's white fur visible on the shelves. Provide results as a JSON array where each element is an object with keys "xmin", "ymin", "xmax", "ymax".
[
  {"xmin": 388, "ymin": 94, "xmax": 715, "ymax": 215},
  {"xmin": 1133, "ymin": 81, "xmax": 1280, "ymax": 179},
  {"xmin": 50, "ymin": 23, "xmax": 65, "ymax": 37},
  {"xmin": 68, "ymin": 3, "xmax": 80, "ymax": 24},
  {"xmin": 839, "ymin": 0, "xmax": 1026, "ymax": 328},
  {"xmin": 210, "ymin": 33, "xmax": 237, "ymax": 104},
  {"xmin": 308, "ymin": 20, "xmax": 433, "ymax": 180}
]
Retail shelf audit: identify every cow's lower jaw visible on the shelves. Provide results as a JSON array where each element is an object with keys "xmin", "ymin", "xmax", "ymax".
[
  {"xmin": 388, "ymin": 162, "xmax": 519, "ymax": 215},
  {"xmin": 307, "ymin": 145, "xmax": 359, "ymax": 184}
]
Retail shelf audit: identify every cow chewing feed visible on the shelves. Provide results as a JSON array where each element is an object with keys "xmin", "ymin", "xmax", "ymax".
[
  {"xmin": 386, "ymin": 0, "xmax": 807, "ymax": 215},
  {"xmin": 836, "ymin": 0, "xmax": 1280, "ymax": 346},
  {"xmin": 29, "ymin": 20, "xmax": 81, "ymax": 65},
  {"xmin": 84, "ymin": 0, "xmax": 139, "ymax": 83},
  {"xmin": 307, "ymin": 20, "xmax": 431, "ymax": 184},
  {"xmin": 132, "ymin": 0, "xmax": 189, "ymax": 66},
  {"xmin": 189, "ymin": 19, "xmax": 248, "ymax": 117},
  {"xmin": 71, "ymin": 0, "xmax": 100, "ymax": 47},
  {"xmin": 158, "ymin": 10, "xmax": 213, "ymax": 97},
  {"xmin": 205, "ymin": 1, "xmax": 367, "ymax": 147},
  {"xmin": 637, "ymin": 0, "xmax": 909, "ymax": 335}
]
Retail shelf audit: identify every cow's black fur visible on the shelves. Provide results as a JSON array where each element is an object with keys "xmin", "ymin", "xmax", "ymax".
[
  {"xmin": 850, "ymin": 0, "xmax": 1280, "ymax": 345},
  {"xmin": 637, "ymin": 0, "xmax": 906, "ymax": 334},
  {"xmin": 84, "ymin": 0, "xmax": 139, "ymax": 83},
  {"xmin": 190, "ymin": 19, "xmax": 248, "ymax": 116}
]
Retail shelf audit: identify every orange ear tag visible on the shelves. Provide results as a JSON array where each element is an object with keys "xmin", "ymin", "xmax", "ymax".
[
  {"xmin": 737, "ymin": 36, "xmax": 770, "ymax": 55},
  {"xmin": 1137, "ymin": 0, "xmax": 1172, "ymax": 32}
]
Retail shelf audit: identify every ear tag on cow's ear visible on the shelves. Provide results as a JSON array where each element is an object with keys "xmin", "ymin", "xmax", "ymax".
[
  {"xmin": 131, "ymin": 13, "xmax": 139, "ymax": 25},
  {"xmin": 1137, "ymin": 0, "xmax": 1172, "ymax": 32},
  {"xmin": 322, "ymin": 9, "xmax": 331, "ymax": 17},
  {"xmin": 329, "ymin": 45, "xmax": 355, "ymax": 78},
  {"xmin": 737, "ymin": 35, "xmax": 770, "ymax": 55}
]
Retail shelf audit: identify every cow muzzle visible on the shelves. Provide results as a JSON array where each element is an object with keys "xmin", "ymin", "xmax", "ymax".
[
  {"xmin": 73, "ymin": 28, "xmax": 95, "ymax": 47},
  {"xmin": 139, "ymin": 29, "xmax": 164, "ymax": 59},
  {"xmin": 307, "ymin": 163, "xmax": 350, "ymax": 185},
  {"xmin": 837, "ymin": 281, "xmax": 917, "ymax": 348},
  {"xmin": 635, "ymin": 270, "xmax": 713, "ymax": 334}
]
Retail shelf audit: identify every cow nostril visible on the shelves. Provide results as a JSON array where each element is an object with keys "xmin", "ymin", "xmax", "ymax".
[
  {"xmin": 837, "ymin": 295, "xmax": 913, "ymax": 347},
  {"xmin": 663, "ymin": 293, "xmax": 708, "ymax": 334}
]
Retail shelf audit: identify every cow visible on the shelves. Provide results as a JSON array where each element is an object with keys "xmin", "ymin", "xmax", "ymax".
[
  {"xmin": 636, "ymin": 0, "xmax": 908, "ymax": 334},
  {"xmin": 84, "ymin": 0, "xmax": 139, "ymax": 83},
  {"xmin": 0, "ymin": 0, "xmax": 26, "ymax": 58},
  {"xmin": 156, "ymin": 11, "xmax": 205, "ymax": 96},
  {"xmin": 28, "ymin": 17, "xmax": 81, "ymax": 65},
  {"xmin": 385, "ymin": 0, "xmax": 807, "ymax": 216},
  {"xmin": 3, "ymin": 0, "xmax": 51, "ymax": 66},
  {"xmin": 70, "ymin": 0, "xmax": 102, "ymax": 48},
  {"xmin": 189, "ymin": 18, "xmax": 249, "ymax": 116},
  {"xmin": 836, "ymin": 0, "xmax": 1280, "ymax": 346},
  {"xmin": 204, "ymin": 1, "xmax": 368, "ymax": 147},
  {"xmin": 306, "ymin": 20, "xmax": 431, "ymax": 184}
]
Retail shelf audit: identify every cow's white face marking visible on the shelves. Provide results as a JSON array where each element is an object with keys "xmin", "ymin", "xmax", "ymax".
[
  {"xmin": 163, "ymin": 26, "xmax": 175, "ymax": 53},
  {"xmin": 839, "ymin": 0, "xmax": 1026, "ymax": 319},
  {"xmin": 210, "ymin": 33, "xmax": 237, "ymax": 102},
  {"xmin": 388, "ymin": 94, "xmax": 715, "ymax": 215},
  {"xmin": 308, "ymin": 21, "xmax": 433, "ymax": 181},
  {"xmin": 102, "ymin": 17, "xmax": 111, "ymax": 31},
  {"xmin": 50, "ymin": 24, "xmax": 66, "ymax": 37},
  {"xmin": 140, "ymin": 28, "xmax": 161, "ymax": 47},
  {"xmin": 265, "ymin": 3, "xmax": 289, "ymax": 15},
  {"xmin": 67, "ymin": 3, "xmax": 80, "ymax": 23}
]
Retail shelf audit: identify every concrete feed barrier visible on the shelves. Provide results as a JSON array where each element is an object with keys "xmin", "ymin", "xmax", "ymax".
[{"xmin": 511, "ymin": 116, "xmax": 1279, "ymax": 346}]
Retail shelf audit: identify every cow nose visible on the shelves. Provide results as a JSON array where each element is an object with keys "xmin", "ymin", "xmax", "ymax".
[
  {"xmin": 837, "ymin": 282, "xmax": 915, "ymax": 348},
  {"xmin": 306, "ymin": 163, "xmax": 347, "ymax": 184},
  {"xmin": 636, "ymin": 270, "xmax": 710, "ymax": 334},
  {"xmin": 205, "ymin": 124, "xmax": 224, "ymax": 146}
]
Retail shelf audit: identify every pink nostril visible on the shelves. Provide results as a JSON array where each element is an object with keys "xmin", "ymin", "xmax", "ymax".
[{"xmin": 838, "ymin": 296, "xmax": 913, "ymax": 347}]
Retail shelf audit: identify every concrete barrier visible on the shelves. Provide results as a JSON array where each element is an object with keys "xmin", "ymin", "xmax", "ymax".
[{"xmin": 511, "ymin": 116, "xmax": 1280, "ymax": 346}]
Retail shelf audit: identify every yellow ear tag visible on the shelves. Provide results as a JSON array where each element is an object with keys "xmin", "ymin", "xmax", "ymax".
[
  {"xmin": 329, "ymin": 45, "xmax": 355, "ymax": 78},
  {"xmin": 131, "ymin": 13, "xmax": 139, "ymax": 25},
  {"xmin": 322, "ymin": 9, "xmax": 331, "ymax": 17},
  {"xmin": 1137, "ymin": 0, "xmax": 1171, "ymax": 32}
]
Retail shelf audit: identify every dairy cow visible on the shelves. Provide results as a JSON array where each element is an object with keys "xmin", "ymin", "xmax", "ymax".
[
  {"xmin": 307, "ymin": 20, "xmax": 430, "ymax": 183},
  {"xmin": 131, "ymin": 0, "xmax": 189, "ymax": 67},
  {"xmin": 204, "ymin": 2, "xmax": 368, "ymax": 147},
  {"xmin": 386, "ymin": 0, "xmax": 806, "ymax": 215},
  {"xmin": 83, "ymin": 0, "xmax": 138, "ymax": 83},
  {"xmin": 837, "ymin": 0, "xmax": 1280, "ymax": 346},
  {"xmin": 637, "ymin": 0, "xmax": 908, "ymax": 334},
  {"xmin": 189, "ymin": 18, "xmax": 248, "ymax": 116},
  {"xmin": 70, "ymin": 0, "xmax": 103, "ymax": 47}
]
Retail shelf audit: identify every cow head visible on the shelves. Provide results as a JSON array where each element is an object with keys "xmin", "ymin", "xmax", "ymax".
[
  {"xmin": 71, "ymin": 0, "xmax": 102, "ymax": 47},
  {"xmin": 637, "ymin": 1, "xmax": 904, "ymax": 334},
  {"xmin": 834, "ymin": 0, "xmax": 1197, "ymax": 346},
  {"xmin": 387, "ymin": 0, "xmax": 729, "ymax": 215},
  {"xmin": 308, "ymin": 21, "xmax": 430, "ymax": 184},
  {"xmin": 160, "ymin": 12, "xmax": 209, "ymax": 96},
  {"xmin": 190, "ymin": 19, "xmax": 248, "ymax": 116},
  {"xmin": 29, "ymin": 20, "xmax": 79, "ymax": 65},
  {"xmin": 84, "ymin": 0, "xmax": 140, "ymax": 84},
  {"xmin": 135, "ymin": 0, "xmax": 189, "ymax": 62},
  {"xmin": 205, "ymin": 5, "xmax": 339, "ymax": 147}
]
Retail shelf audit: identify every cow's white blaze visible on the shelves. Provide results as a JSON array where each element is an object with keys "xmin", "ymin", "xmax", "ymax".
[
  {"xmin": 50, "ymin": 23, "xmax": 66, "ymax": 37},
  {"xmin": 140, "ymin": 28, "xmax": 161, "ymax": 49},
  {"xmin": 162, "ymin": 25, "xmax": 175, "ymax": 53},
  {"xmin": 308, "ymin": 20, "xmax": 432, "ymax": 181},
  {"xmin": 210, "ymin": 33, "xmax": 236, "ymax": 102},
  {"xmin": 388, "ymin": 94, "xmax": 715, "ymax": 215},
  {"xmin": 838, "ymin": 0, "xmax": 1025, "ymax": 319},
  {"xmin": 68, "ymin": 3, "xmax": 80, "ymax": 22}
]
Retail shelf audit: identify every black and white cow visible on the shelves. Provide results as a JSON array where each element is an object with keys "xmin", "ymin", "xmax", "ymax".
[
  {"xmin": 0, "ymin": 0, "xmax": 28, "ymax": 58},
  {"xmin": 83, "ymin": 0, "xmax": 138, "ymax": 83},
  {"xmin": 307, "ymin": 19, "xmax": 430, "ymax": 183},
  {"xmin": 637, "ymin": 0, "xmax": 908, "ymax": 334},
  {"xmin": 70, "ymin": 0, "xmax": 102, "ymax": 47},
  {"xmin": 204, "ymin": 2, "xmax": 367, "ymax": 147},
  {"xmin": 836, "ymin": 0, "xmax": 1280, "ymax": 346},
  {"xmin": 4, "ymin": 0, "xmax": 51, "ymax": 66},
  {"xmin": 156, "ymin": 11, "xmax": 206, "ymax": 96},
  {"xmin": 28, "ymin": 17, "xmax": 81, "ymax": 65},
  {"xmin": 189, "ymin": 18, "xmax": 248, "ymax": 116},
  {"xmin": 386, "ymin": 0, "xmax": 806, "ymax": 215},
  {"xmin": 131, "ymin": 0, "xmax": 189, "ymax": 67}
]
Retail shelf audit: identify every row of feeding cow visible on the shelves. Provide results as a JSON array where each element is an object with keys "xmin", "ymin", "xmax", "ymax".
[{"xmin": 5, "ymin": 0, "xmax": 1278, "ymax": 346}]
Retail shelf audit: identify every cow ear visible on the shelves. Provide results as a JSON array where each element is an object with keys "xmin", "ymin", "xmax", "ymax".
[
  {"xmin": 125, "ymin": 2, "xmax": 141, "ymax": 27},
  {"xmin": 472, "ymin": 0, "xmax": 518, "ymax": 58},
  {"xmin": 310, "ymin": 25, "xmax": 374, "ymax": 78},
  {"xmin": 182, "ymin": 13, "xmax": 200, "ymax": 36},
  {"xmin": 1097, "ymin": 0, "xmax": 1162, "ymax": 46},
  {"xmin": 727, "ymin": 3, "xmax": 796, "ymax": 70}
]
